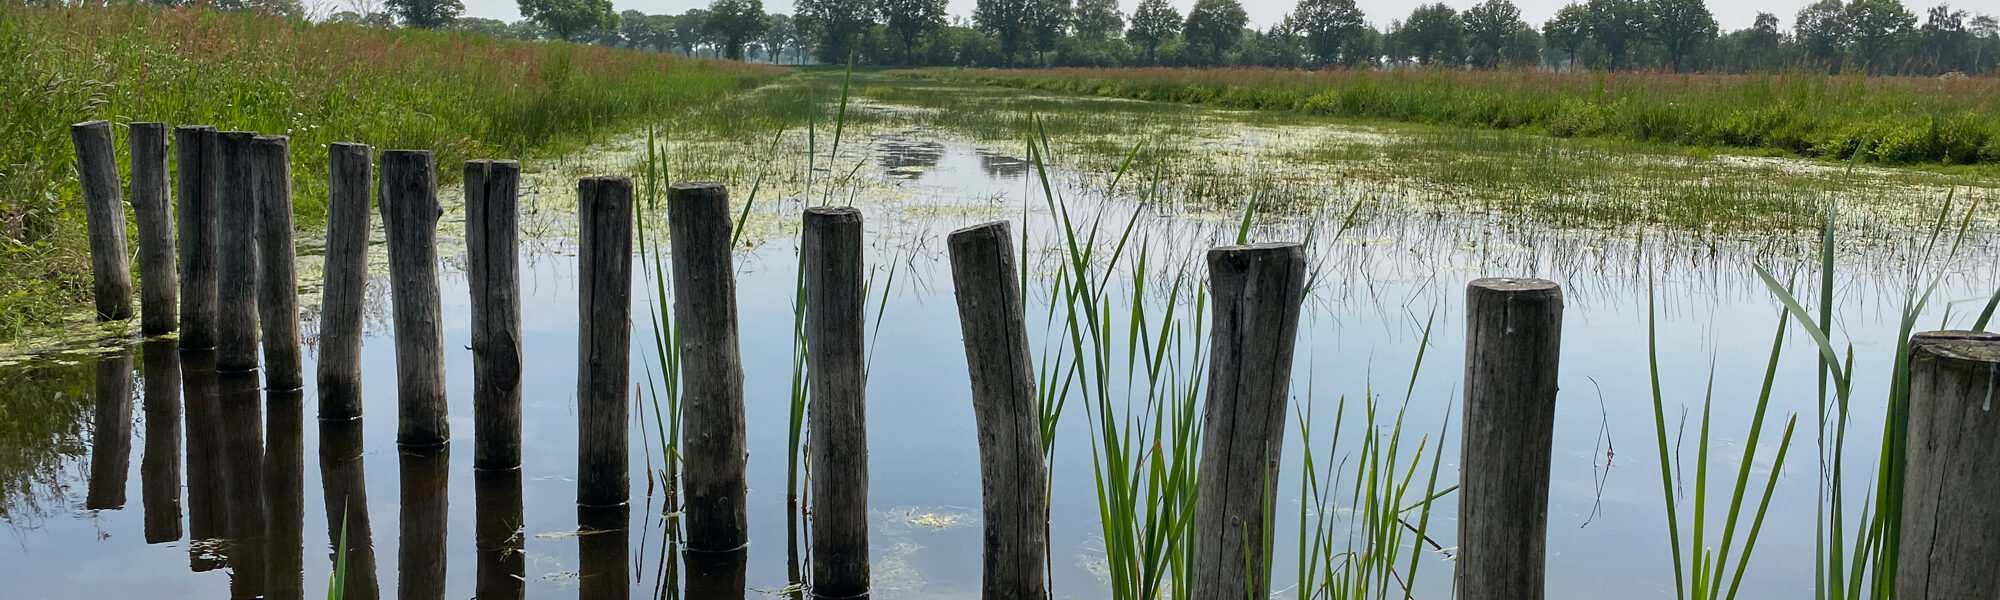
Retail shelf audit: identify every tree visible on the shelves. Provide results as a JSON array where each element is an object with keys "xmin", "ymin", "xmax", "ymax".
[
  {"xmin": 883, "ymin": 0, "xmax": 947, "ymax": 62},
  {"xmin": 1183, "ymin": 0, "xmax": 1248, "ymax": 64},
  {"xmin": 619, "ymin": 10, "xmax": 670, "ymax": 50},
  {"xmin": 1918, "ymin": 4, "xmax": 1967, "ymax": 73},
  {"xmin": 1072, "ymin": 0, "xmax": 1124, "ymax": 40},
  {"xmin": 1462, "ymin": 0, "xmax": 1524, "ymax": 68},
  {"xmin": 1646, "ymin": 0, "xmax": 1716, "ymax": 71},
  {"xmin": 1543, "ymin": 3, "xmax": 1590, "ymax": 68},
  {"xmin": 1795, "ymin": 0, "xmax": 1850, "ymax": 69},
  {"xmin": 1971, "ymin": 14, "xmax": 1998, "ymax": 73},
  {"xmin": 1584, "ymin": 0, "xmax": 1645, "ymax": 69},
  {"xmin": 1291, "ymin": 0, "xmax": 1366, "ymax": 66},
  {"xmin": 1392, "ymin": 3, "xmax": 1464, "ymax": 65},
  {"xmin": 797, "ymin": 0, "xmax": 878, "ymax": 62},
  {"xmin": 385, "ymin": 0, "xmax": 461, "ymax": 28},
  {"xmin": 1026, "ymin": 0, "xmax": 1071, "ymax": 59},
  {"xmin": 1127, "ymin": 0, "xmax": 1182, "ymax": 64},
  {"xmin": 519, "ymin": 0, "xmax": 616, "ymax": 40},
  {"xmin": 669, "ymin": 11, "xmax": 711, "ymax": 55},
  {"xmin": 975, "ymin": 0, "xmax": 1034, "ymax": 60},
  {"xmin": 1501, "ymin": 22, "xmax": 1542, "ymax": 66},
  {"xmin": 761, "ymin": 14, "xmax": 801, "ymax": 63},
  {"xmin": 1844, "ymin": 0, "xmax": 1916, "ymax": 71},
  {"xmin": 705, "ymin": 0, "xmax": 770, "ymax": 60}
]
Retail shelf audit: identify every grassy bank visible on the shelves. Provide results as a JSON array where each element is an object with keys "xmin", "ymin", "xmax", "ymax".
[
  {"xmin": 0, "ymin": 4, "xmax": 783, "ymax": 343},
  {"xmin": 914, "ymin": 68, "xmax": 2000, "ymax": 169}
]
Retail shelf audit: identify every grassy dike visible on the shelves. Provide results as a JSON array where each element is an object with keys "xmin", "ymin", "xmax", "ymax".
[
  {"xmin": 0, "ymin": 4, "xmax": 783, "ymax": 343},
  {"xmin": 912, "ymin": 67, "xmax": 2000, "ymax": 169}
]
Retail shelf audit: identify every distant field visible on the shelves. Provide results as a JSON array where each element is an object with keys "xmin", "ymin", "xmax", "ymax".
[
  {"xmin": 918, "ymin": 67, "xmax": 2000, "ymax": 168},
  {"xmin": 0, "ymin": 4, "xmax": 783, "ymax": 341}
]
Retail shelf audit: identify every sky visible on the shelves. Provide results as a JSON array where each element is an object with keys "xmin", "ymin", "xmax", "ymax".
[{"xmin": 448, "ymin": 0, "xmax": 1885, "ymax": 37}]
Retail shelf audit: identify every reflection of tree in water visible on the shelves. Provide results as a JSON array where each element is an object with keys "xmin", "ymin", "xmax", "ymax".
[
  {"xmin": 978, "ymin": 151, "xmax": 1030, "ymax": 179},
  {"xmin": 0, "ymin": 353, "xmax": 103, "ymax": 524},
  {"xmin": 877, "ymin": 140, "xmax": 944, "ymax": 180}
]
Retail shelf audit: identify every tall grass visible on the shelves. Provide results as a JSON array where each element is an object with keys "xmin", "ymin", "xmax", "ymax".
[{"xmin": 0, "ymin": 3, "xmax": 782, "ymax": 341}]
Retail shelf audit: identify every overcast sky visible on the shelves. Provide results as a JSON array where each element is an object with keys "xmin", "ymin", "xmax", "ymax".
[{"xmin": 448, "ymin": 0, "xmax": 1904, "ymax": 37}]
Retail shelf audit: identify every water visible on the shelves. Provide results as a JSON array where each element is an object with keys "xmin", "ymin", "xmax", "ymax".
[{"xmin": 0, "ymin": 125, "xmax": 1994, "ymax": 599}]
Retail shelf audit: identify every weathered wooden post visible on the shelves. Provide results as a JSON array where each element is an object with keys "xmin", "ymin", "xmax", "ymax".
[
  {"xmin": 1459, "ymin": 277, "xmax": 1564, "ymax": 600},
  {"xmin": 475, "ymin": 469, "xmax": 525, "ymax": 600},
  {"xmin": 668, "ymin": 182, "xmax": 748, "ymax": 553},
  {"xmin": 319, "ymin": 142, "xmax": 372, "ymax": 421},
  {"xmin": 805, "ymin": 206, "xmax": 870, "ymax": 599},
  {"xmin": 131, "ymin": 122, "xmax": 177, "ymax": 335},
  {"xmin": 254, "ymin": 135, "xmax": 303, "ymax": 391},
  {"xmin": 579, "ymin": 175, "xmax": 633, "ymax": 509},
  {"xmin": 216, "ymin": 131, "xmax": 261, "ymax": 373},
  {"xmin": 379, "ymin": 150, "xmax": 448, "ymax": 447},
  {"xmin": 1191, "ymin": 242, "xmax": 1306, "ymax": 600},
  {"xmin": 219, "ymin": 369, "xmax": 267, "ymax": 597},
  {"xmin": 399, "ymin": 445, "xmax": 449, "ymax": 600},
  {"xmin": 945, "ymin": 221, "xmax": 1047, "ymax": 600},
  {"xmin": 70, "ymin": 121, "xmax": 133, "ymax": 322},
  {"xmin": 141, "ymin": 339, "xmax": 184, "ymax": 543},
  {"xmin": 175, "ymin": 126, "xmax": 221, "ymax": 351},
  {"xmin": 468, "ymin": 160, "xmax": 522, "ymax": 472},
  {"xmin": 1898, "ymin": 330, "xmax": 2000, "ymax": 599},
  {"xmin": 87, "ymin": 348, "xmax": 134, "ymax": 510},
  {"xmin": 264, "ymin": 389, "xmax": 306, "ymax": 600},
  {"xmin": 319, "ymin": 419, "xmax": 382, "ymax": 600},
  {"xmin": 181, "ymin": 349, "xmax": 228, "ymax": 548}
]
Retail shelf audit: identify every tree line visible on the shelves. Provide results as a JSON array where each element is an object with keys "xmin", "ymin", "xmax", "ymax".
[{"xmin": 330, "ymin": 0, "xmax": 1998, "ymax": 74}]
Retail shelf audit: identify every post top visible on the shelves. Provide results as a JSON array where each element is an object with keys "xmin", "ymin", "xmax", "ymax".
[
  {"xmin": 466, "ymin": 158, "xmax": 520, "ymax": 167},
  {"xmin": 71, "ymin": 120, "xmax": 110, "ymax": 130},
  {"xmin": 1469, "ymin": 277, "xmax": 1561, "ymax": 293},
  {"xmin": 220, "ymin": 130, "xmax": 256, "ymax": 138},
  {"xmin": 581, "ymin": 174, "xmax": 632, "ymax": 184},
  {"xmin": 1911, "ymin": 330, "xmax": 2000, "ymax": 364},
  {"xmin": 805, "ymin": 206, "xmax": 861, "ymax": 222},
  {"xmin": 252, "ymin": 134, "xmax": 289, "ymax": 144},
  {"xmin": 130, "ymin": 121, "xmax": 167, "ymax": 130},
  {"xmin": 1211, "ymin": 241, "xmax": 1302, "ymax": 253},
  {"xmin": 948, "ymin": 220, "xmax": 1010, "ymax": 239},
  {"xmin": 176, "ymin": 124, "xmax": 218, "ymax": 133},
  {"xmin": 330, "ymin": 141, "xmax": 370, "ymax": 151},
  {"xmin": 670, "ymin": 181, "xmax": 726, "ymax": 191}
]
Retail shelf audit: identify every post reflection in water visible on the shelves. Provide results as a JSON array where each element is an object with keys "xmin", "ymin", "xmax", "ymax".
[
  {"xmin": 140, "ymin": 340, "xmax": 183, "ymax": 544},
  {"xmin": 319, "ymin": 418, "xmax": 381, "ymax": 600},
  {"xmin": 578, "ymin": 505, "xmax": 630, "ymax": 600},
  {"xmin": 86, "ymin": 349, "xmax": 133, "ymax": 510},
  {"xmin": 683, "ymin": 549, "xmax": 748, "ymax": 600},
  {"xmin": 219, "ymin": 370, "xmax": 266, "ymax": 597},
  {"xmin": 474, "ymin": 469, "xmax": 525, "ymax": 600},
  {"xmin": 399, "ymin": 444, "xmax": 449, "ymax": 600},
  {"xmin": 181, "ymin": 349, "xmax": 228, "ymax": 571},
  {"xmin": 264, "ymin": 389, "xmax": 306, "ymax": 600}
]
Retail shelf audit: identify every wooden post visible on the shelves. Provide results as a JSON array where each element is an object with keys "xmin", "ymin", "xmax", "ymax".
[
  {"xmin": 1191, "ymin": 242, "xmax": 1305, "ymax": 600},
  {"xmin": 175, "ymin": 126, "xmax": 221, "ymax": 351},
  {"xmin": 398, "ymin": 445, "xmax": 449, "ymax": 600},
  {"xmin": 264, "ymin": 389, "xmax": 306, "ymax": 600},
  {"xmin": 805, "ymin": 206, "xmax": 870, "ymax": 598},
  {"xmin": 180, "ymin": 349, "xmax": 229, "ymax": 547},
  {"xmin": 216, "ymin": 131, "xmax": 261, "ymax": 373},
  {"xmin": 254, "ymin": 135, "xmax": 303, "ymax": 391},
  {"xmin": 320, "ymin": 419, "xmax": 382, "ymax": 600},
  {"xmin": 319, "ymin": 142, "xmax": 372, "ymax": 421},
  {"xmin": 379, "ymin": 150, "xmax": 448, "ymax": 447},
  {"xmin": 579, "ymin": 175, "xmax": 633, "ymax": 509},
  {"xmin": 945, "ymin": 221, "xmax": 1047, "ymax": 600},
  {"xmin": 131, "ymin": 122, "xmax": 177, "ymax": 335},
  {"xmin": 219, "ymin": 370, "xmax": 267, "ymax": 597},
  {"xmin": 1459, "ymin": 277, "xmax": 1564, "ymax": 600},
  {"xmin": 579, "ymin": 505, "xmax": 632, "ymax": 600},
  {"xmin": 1897, "ymin": 330, "xmax": 2000, "ymax": 599},
  {"xmin": 87, "ymin": 348, "xmax": 134, "ymax": 510},
  {"xmin": 668, "ymin": 182, "xmax": 748, "ymax": 552},
  {"xmin": 475, "ymin": 469, "xmax": 525, "ymax": 600},
  {"xmin": 685, "ymin": 549, "xmax": 750, "ymax": 600},
  {"xmin": 70, "ymin": 120, "xmax": 133, "ymax": 321},
  {"xmin": 468, "ymin": 160, "xmax": 522, "ymax": 471},
  {"xmin": 141, "ymin": 339, "xmax": 184, "ymax": 544}
]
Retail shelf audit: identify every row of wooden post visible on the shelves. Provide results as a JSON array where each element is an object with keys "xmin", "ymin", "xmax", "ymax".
[{"xmin": 69, "ymin": 119, "xmax": 2000, "ymax": 599}]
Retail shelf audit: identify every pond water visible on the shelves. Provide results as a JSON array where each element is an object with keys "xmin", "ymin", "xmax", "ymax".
[{"xmin": 1, "ymin": 108, "xmax": 1996, "ymax": 600}]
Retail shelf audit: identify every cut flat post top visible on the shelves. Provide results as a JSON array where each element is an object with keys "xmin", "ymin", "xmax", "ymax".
[
  {"xmin": 1459, "ymin": 277, "xmax": 1564, "ymax": 600},
  {"xmin": 130, "ymin": 122, "xmax": 177, "ymax": 335},
  {"xmin": 668, "ymin": 181, "xmax": 749, "ymax": 553},
  {"xmin": 319, "ymin": 143, "xmax": 373, "ymax": 421},
  {"xmin": 70, "ymin": 120, "xmax": 134, "ymax": 321},
  {"xmin": 577, "ymin": 175, "xmax": 633, "ymax": 509},
  {"xmin": 467, "ymin": 159, "xmax": 523, "ymax": 471},
  {"xmin": 175, "ymin": 126, "xmax": 221, "ymax": 350},
  {"xmin": 1898, "ymin": 330, "xmax": 2000, "ymax": 599},
  {"xmin": 1192, "ymin": 242, "xmax": 1306, "ymax": 600},
  {"xmin": 806, "ymin": 206, "xmax": 870, "ymax": 599},
  {"xmin": 945, "ymin": 221, "xmax": 1047, "ymax": 600},
  {"xmin": 214, "ymin": 131, "xmax": 261, "ymax": 373},
  {"xmin": 254, "ymin": 135, "xmax": 303, "ymax": 391},
  {"xmin": 379, "ymin": 150, "xmax": 448, "ymax": 446}
]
